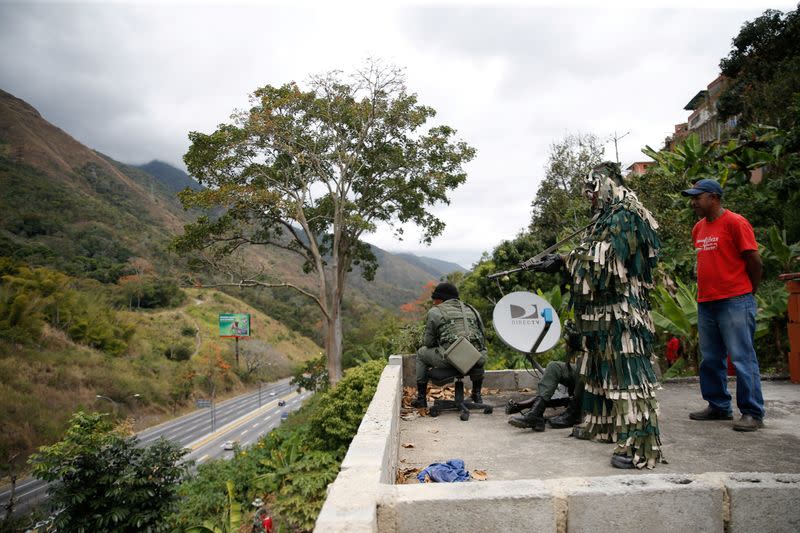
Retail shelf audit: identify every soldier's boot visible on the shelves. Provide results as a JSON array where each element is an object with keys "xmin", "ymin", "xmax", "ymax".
[
  {"xmin": 548, "ymin": 394, "xmax": 581, "ymax": 428},
  {"xmin": 470, "ymin": 379, "xmax": 483, "ymax": 403},
  {"xmin": 550, "ymin": 379, "xmax": 584, "ymax": 428},
  {"xmin": 508, "ymin": 396, "xmax": 546, "ymax": 431},
  {"xmin": 505, "ymin": 396, "xmax": 535, "ymax": 414},
  {"xmin": 410, "ymin": 383, "xmax": 428, "ymax": 409}
]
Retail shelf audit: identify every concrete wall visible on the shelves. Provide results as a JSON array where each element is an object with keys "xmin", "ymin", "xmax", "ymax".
[
  {"xmin": 314, "ymin": 355, "xmax": 403, "ymax": 532},
  {"xmin": 316, "ymin": 357, "xmax": 800, "ymax": 532},
  {"xmin": 399, "ymin": 353, "xmax": 540, "ymax": 390}
]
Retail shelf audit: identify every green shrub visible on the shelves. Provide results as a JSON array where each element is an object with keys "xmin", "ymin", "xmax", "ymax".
[
  {"xmin": 29, "ymin": 411, "xmax": 190, "ymax": 532},
  {"xmin": 164, "ymin": 343, "xmax": 193, "ymax": 361},
  {"xmin": 172, "ymin": 359, "xmax": 387, "ymax": 532},
  {"xmin": 306, "ymin": 360, "xmax": 385, "ymax": 452},
  {"xmin": 0, "ymin": 263, "xmax": 133, "ymax": 355}
]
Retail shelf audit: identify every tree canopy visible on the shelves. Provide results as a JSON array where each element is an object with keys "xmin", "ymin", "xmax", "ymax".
[
  {"xmin": 175, "ymin": 61, "xmax": 475, "ymax": 382},
  {"xmin": 29, "ymin": 411, "xmax": 189, "ymax": 532},
  {"xmin": 717, "ymin": 5, "xmax": 800, "ymax": 129}
]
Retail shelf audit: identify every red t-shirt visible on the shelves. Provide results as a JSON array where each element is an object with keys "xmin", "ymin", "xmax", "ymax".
[
  {"xmin": 665, "ymin": 337, "xmax": 680, "ymax": 364},
  {"xmin": 692, "ymin": 210, "xmax": 758, "ymax": 302}
]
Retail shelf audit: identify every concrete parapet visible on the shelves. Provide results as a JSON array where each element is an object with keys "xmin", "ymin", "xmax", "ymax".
[
  {"xmin": 317, "ymin": 358, "xmax": 800, "ymax": 532},
  {"xmin": 725, "ymin": 472, "xmax": 800, "ymax": 533},
  {"xmin": 314, "ymin": 359, "xmax": 402, "ymax": 532},
  {"xmin": 399, "ymin": 353, "xmax": 540, "ymax": 390},
  {"xmin": 559, "ymin": 474, "xmax": 724, "ymax": 533},
  {"xmin": 377, "ymin": 480, "xmax": 557, "ymax": 533}
]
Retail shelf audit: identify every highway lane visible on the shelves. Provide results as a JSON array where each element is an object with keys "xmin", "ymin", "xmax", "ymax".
[
  {"xmin": 0, "ymin": 378, "xmax": 310, "ymax": 517},
  {"xmin": 137, "ymin": 378, "xmax": 296, "ymax": 447},
  {"xmin": 185, "ymin": 388, "xmax": 311, "ymax": 465}
]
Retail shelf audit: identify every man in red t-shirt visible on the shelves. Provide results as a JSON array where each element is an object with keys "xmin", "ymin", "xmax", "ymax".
[{"xmin": 682, "ymin": 179, "xmax": 764, "ymax": 432}]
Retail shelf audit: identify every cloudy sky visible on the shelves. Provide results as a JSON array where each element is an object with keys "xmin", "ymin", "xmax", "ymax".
[{"xmin": 1, "ymin": 0, "xmax": 793, "ymax": 269}]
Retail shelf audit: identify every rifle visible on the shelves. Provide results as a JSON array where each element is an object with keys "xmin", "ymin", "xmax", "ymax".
[{"xmin": 486, "ymin": 222, "xmax": 593, "ymax": 280}]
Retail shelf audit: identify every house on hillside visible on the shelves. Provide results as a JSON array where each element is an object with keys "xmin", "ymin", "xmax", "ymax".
[
  {"xmin": 683, "ymin": 75, "xmax": 739, "ymax": 144},
  {"xmin": 664, "ymin": 122, "xmax": 688, "ymax": 151},
  {"xmin": 624, "ymin": 161, "xmax": 655, "ymax": 177}
]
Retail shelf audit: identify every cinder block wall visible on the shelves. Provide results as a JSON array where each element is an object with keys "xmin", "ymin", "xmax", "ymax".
[{"xmin": 399, "ymin": 353, "xmax": 540, "ymax": 390}]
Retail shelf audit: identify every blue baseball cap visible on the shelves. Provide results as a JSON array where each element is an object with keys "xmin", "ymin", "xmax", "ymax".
[{"xmin": 681, "ymin": 179, "xmax": 723, "ymax": 197}]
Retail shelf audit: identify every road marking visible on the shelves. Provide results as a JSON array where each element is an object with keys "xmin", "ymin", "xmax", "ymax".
[
  {"xmin": 252, "ymin": 422, "xmax": 260, "ymax": 428},
  {"xmin": 241, "ymin": 429, "xmax": 249, "ymax": 435},
  {"xmin": 186, "ymin": 390, "xmax": 297, "ymax": 451},
  {"xmin": 198, "ymin": 454, "xmax": 209, "ymax": 463}
]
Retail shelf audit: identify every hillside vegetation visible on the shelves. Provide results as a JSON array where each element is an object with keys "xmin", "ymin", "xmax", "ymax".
[{"xmin": 0, "ymin": 261, "xmax": 320, "ymax": 475}]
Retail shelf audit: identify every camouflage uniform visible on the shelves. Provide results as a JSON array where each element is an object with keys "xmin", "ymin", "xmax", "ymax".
[{"xmin": 416, "ymin": 298, "xmax": 487, "ymax": 385}]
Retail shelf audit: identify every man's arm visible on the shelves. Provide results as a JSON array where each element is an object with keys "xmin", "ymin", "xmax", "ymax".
[{"xmin": 742, "ymin": 250, "xmax": 762, "ymax": 294}]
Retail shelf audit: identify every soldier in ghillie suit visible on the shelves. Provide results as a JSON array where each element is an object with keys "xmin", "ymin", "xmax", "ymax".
[
  {"xmin": 411, "ymin": 282, "xmax": 487, "ymax": 409},
  {"xmin": 521, "ymin": 162, "xmax": 665, "ymax": 469}
]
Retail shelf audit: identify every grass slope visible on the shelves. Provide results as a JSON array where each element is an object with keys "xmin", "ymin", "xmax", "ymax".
[{"xmin": 0, "ymin": 287, "xmax": 320, "ymax": 477}]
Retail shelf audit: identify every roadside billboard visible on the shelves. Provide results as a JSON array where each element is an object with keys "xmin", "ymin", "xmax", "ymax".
[{"xmin": 219, "ymin": 313, "xmax": 251, "ymax": 338}]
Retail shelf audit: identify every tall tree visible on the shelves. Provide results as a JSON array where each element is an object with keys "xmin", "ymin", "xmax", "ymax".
[
  {"xmin": 717, "ymin": 5, "xmax": 800, "ymax": 129},
  {"xmin": 528, "ymin": 133, "xmax": 605, "ymax": 243},
  {"xmin": 175, "ymin": 62, "xmax": 475, "ymax": 383}
]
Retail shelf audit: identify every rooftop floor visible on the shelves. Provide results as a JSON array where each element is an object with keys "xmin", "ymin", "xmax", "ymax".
[{"xmin": 398, "ymin": 379, "xmax": 800, "ymax": 482}]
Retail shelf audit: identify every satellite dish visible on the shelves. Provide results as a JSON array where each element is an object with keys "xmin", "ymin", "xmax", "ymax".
[{"xmin": 492, "ymin": 291, "xmax": 562, "ymax": 353}]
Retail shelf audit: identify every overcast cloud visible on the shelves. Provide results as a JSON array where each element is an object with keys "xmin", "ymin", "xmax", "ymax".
[{"xmin": 1, "ymin": 1, "xmax": 793, "ymax": 268}]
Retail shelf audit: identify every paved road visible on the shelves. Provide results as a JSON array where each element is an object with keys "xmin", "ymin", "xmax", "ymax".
[{"xmin": 1, "ymin": 378, "xmax": 310, "ymax": 516}]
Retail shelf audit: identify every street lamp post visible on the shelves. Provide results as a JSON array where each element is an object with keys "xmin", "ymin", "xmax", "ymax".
[{"xmin": 95, "ymin": 393, "xmax": 141, "ymax": 415}]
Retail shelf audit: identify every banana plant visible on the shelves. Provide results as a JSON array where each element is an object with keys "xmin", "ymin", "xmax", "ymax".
[
  {"xmin": 651, "ymin": 279, "xmax": 699, "ymax": 369},
  {"xmin": 185, "ymin": 480, "xmax": 242, "ymax": 533},
  {"xmin": 755, "ymin": 283, "xmax": 789, "ymax": 363},
  {"xmin": 763, "ymin": 226, "xmax": 800, "ymax": 274}
]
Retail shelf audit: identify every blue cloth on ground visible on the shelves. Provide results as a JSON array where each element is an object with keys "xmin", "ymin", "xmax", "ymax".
[{"xmin": 417, "ymin": 459, "xmax": 470, "ymax": 483}]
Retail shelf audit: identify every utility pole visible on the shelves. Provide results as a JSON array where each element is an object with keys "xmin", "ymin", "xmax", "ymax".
[{"xmin": 610, "ymin": 131, "xmax": 630, "ymax": 164}]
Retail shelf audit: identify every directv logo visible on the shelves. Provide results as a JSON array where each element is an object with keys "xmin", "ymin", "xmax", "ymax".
[{"xmin": 510, "ymin": 303, "xmax": 539, "ymax": 319}]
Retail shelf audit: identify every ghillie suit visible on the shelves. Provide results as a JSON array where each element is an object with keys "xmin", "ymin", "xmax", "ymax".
[{"xmin": 567, "ymin": 161, "xmax": 665, "ymax": 469}]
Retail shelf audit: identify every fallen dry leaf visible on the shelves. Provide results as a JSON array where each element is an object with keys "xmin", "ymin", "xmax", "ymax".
[
  {"xmin": 472, "ymin": 470, "xmax": 489, "ymax": 481},
  {"xmin": 396, "ymin": 466, "xmax": 422, "ymax": 484}
]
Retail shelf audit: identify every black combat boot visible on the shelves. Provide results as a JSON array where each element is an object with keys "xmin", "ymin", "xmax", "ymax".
[
  {"xmin": 508, "ymin": 396, "xmax": 546, "ymax": 431},
  {"xmin": 505, "ymin": 396, "xmax": 535, "ymax": 414},
  {"xmin": 550, "ymin": 381, "xmax": 583, "ymax": 428},
  {"xmin": 411, "ymin": 383, "xmax": 428, "ymax": 408},
  {"xmin": 470, "ymin": 379, "xmax": 483, "ymax": 403},
  {"xmin": 548, "ymin": 396, "xmax": 580, "ymax": 428}
]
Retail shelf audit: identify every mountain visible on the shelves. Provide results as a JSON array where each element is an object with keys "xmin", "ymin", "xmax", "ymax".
[
  {"xmin": 137, "ymin": 159, "xmax": 202, "ymax": 193},
  {"xmin": 0, "ymin": 89, "xmax": 193, "ymax": 282},
  {"xmin": 393, "ymin": 252, "xmax": 467, "ymax": 278},
  {"xmin": 0, "ymin": 88, "xmax": 443, "ymax": 308}
]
